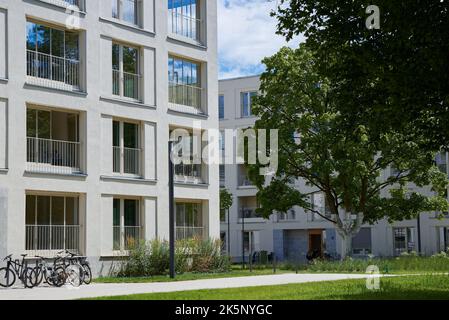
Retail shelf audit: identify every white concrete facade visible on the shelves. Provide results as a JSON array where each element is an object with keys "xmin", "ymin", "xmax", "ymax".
[
  {"xmin": 219, "ymin": 75, "xmax": 449, "ymax": 262},
  {"xmin": 0, "ymin": 0, "xmax": 219, "ymax": 275}
]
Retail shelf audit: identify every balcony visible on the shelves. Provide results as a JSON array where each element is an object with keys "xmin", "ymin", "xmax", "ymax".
[
  {"xmin": 169, "ymin": 82, "xmax": 204, "ymax": 115},
  {"xmin": 26, "ymin": 50, "xmax": 80, "ymax": 91},
  {"xmin": 113, "ymin": 226, "xmax": 142, "ymax": 251},
  {"xmin": 26, "ymin": 224, "xmax": 81, "ymax": 256},
  {"xmin": 176, "ymin": 226, "xmax": 204, "ymax": 240},
  {"xmin": 240, "ymin": 207, "xmax": 260, "ymax": 219},
  {"xmin": 175, "ymin": 163, "xmax": 203, "ymax": 184},
  {"xmin": 113, "ymin": 146, "xmax": 141, "ymax": 176},
  {"xmin": 169, "ymin": 11, "xmax": 203, "ymax": 44},
  {"xmin": 27, "ymin": 137, "xmax": 81, "ymax": 175},
  {"xmin": 113, "ymin": 70, "xmax": 141, "ymax": 101}
]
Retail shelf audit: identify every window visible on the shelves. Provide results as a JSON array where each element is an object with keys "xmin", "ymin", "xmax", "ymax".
[
  {"xmin": 112, "ymin": 0, "xmax": 139, "ymax": 25},
  {"xmin": 240, "ymin": 91, "xmax": 257, "ymax": 117},
  {"xmin": 219, "ymin": 165, "xmax": 225, "ymax": 187},
  {"xmin": 26, "ymin": 108, "xmax": 80, "ymax": 174},
  {"xmin": 243, "ymin": 231, "xmax": 259, "ymax": 253},
  {"xmin": 393, "ymin": 227, "xmax": 415, "ymax": 255},
  {"xmin": 112, "ymin": 43, "xmax": 140, "ymax": 100},
  {"xmin": 26, "ymin": 195, "xmax": 80, "ymax": 253},
  {"xmin": 219, "ymin": 95, "xmax": 224, "ymax": 119},
  {"xmin": 176, "ymin": 202, "xmax": 204, "ymax": 240},
  {"xmin": 168, "ymin": 0, "xmax": 202, "ymax": 42},
  {"xmin": 220, "ymin": 232, "xmax": 226, "ymax": 252},
  {"xmin": 435, "ymin": 151, "xmax": 447, "ymax": 175},
  {"xmin": 310, "ymin": 192, "xmax": 332, "ymax": 220},
  {"xmin": 113, "ymin": 198, "xmax": 141, "ymax": 251},
  {"xmin": 173, "ymin": 134, "xmax": 202, "ymax": 181},
  {"xmin": 352, "ymin": 228, "xmax": 372, "ymax": 255},
  {"xmin": 239, "ymin": 196, "xmax": 260, "ymax": 219},
  {"xmin": 0, "ymin": 9, "xmax": 6, "ymax": 80},
  {"xmin": 437, "ymin": 227, "xmax": 449, "ymax": 252},
  {"xmin": 26, "ymin": 21, "xmax": 80, "ymax": 89},
  {"xmin": 168, "ymin": 56, "xmax": 202, "ymax": 110},
  {"xmin": 113, "ymin": 120, "xmax": 141, "ymax": 176}
]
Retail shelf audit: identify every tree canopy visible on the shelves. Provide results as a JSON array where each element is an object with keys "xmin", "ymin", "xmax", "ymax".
[
  {"xmin": 274, "ymin": 1, "xmax": 449, "ymax": 149},
  {"xmin": 249, "ymin": 45, "xmax": 449, "ymax": 257}
]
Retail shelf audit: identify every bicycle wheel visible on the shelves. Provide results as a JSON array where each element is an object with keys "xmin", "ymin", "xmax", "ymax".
[
  {"xmin": 30, "ymin": 266, "xmax": 44, "ymax": 287},
  {"xmin": 52, "ymin": 267, "xmax": 66, "ymax": 287},
  {"xmin": 82, "ymin": 264, "xmax": 92, "ymax": 285},
  {"xmin": 65, "ymin": 266, "xmax": 81, "ymax": 287},
  {"xmin": 0, "ymin": 267, "xmax": 16, "ymax": 288},
  {"xmin": 23, "ymin": 267, "xmax": 37, "ymax": 289}
]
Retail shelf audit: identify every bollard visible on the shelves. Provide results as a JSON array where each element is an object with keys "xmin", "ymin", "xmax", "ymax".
[{"xmin": 273, "ymin": 255, "xmax": 277, "ymax": 274}]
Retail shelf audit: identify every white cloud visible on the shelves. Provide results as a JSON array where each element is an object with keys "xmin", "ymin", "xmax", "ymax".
[{"xmin": 218, "ymin": 0, "xmax": 303, "ymax": 79}]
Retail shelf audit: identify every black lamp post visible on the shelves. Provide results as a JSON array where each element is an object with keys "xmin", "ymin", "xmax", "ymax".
[{"xmin": 168, "ymin": 141, "xmax": 175, "ymax": 279}]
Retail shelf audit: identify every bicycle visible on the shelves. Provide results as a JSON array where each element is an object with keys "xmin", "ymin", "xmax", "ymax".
[
  {"xmin": 58, "ymin": 250, "xmax": 92, "ymax": 285},
  {"xmin": 30, "ymin": 256, "xmax": 66, "ymax": 288},
  {"xmin": 0, "ymin": 254, "xmax": 36, "ymax": 288}
]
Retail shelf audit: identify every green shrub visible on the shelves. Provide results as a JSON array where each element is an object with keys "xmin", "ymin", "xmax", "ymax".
[{"xmin": 116, "ymin": 238, "xmax": 230, "ymax": 278}]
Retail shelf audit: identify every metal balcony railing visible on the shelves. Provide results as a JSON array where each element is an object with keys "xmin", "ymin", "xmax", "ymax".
[
  {"xmin": 113, "ymin": 146, "xmax": 141, "ymax": 175},
  {"xmin": 176, "ymin": 226, "xmax": 204, "ymax": 240},
  {"xmin": 175, "ymin": 163, "xmax": 202, "ymax": 180},
  {"xmin": 27, "ymin": 50, "xmax": 80, "ymax": 90},
  {"xmin": 169, "ymin": 82, "xmax": 203, "ymax": 111},
  {"xmin": 27, "ymin": 137, "xmax": 81, "ymax": 174},
  {"xmin": 113, "ymin": 226, "xmax": 142, "ymax": 251},
  {"xmin": 26, "ymin": 225, "xmax": 80, "ymax": 254},
  {"xmin": 113, "ymin": 70, "xmax": 141, "ymax": 100},
  {"xmin": 238, "ymin": 175, "xmax": 253, "ymax": 187},
  {"xmin": 240, "ymin": 207, "xmax": 260, "ymax": 219},
  {"xmin": 169, "ymin": 12, "xmax": 202, "ymax": 43}
]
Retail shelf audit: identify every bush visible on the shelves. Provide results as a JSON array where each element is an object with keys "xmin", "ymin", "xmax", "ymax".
[{"xmin": 116, "ymin": 238, "xmax": 231, "ymax": 277}]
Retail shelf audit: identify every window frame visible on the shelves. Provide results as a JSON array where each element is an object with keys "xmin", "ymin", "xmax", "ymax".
[
  {"xmin": 112, "ymin": 43, "xmax": 141, "ymax": 101},
  {"xmin": 240, "ymin": 91, "xmax": 257, "ymax": 118},
  {"xmin": 112, "ymin": 0, "xmax": 140, "ymax": 26},
  {"xmin": 113, "ymin": 197, "xmax": 142, "ymax": 251},
  {"xmin": 112, "ymin": 119, "xmax": 141, "ymax": 176}
]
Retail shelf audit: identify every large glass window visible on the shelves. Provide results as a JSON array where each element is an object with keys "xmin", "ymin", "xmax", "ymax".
[
  {"xmin": 393, "ymin": 227, "xmax": 415, "ymax": 255},
  {"xmin": 168, "ymin": 56, "xmax": 202, "ymax": 109},
  {"xmin": 352, "ymin": 228, "xmax": 372, "ymax": 255},
  {"xmin": 26, "ymin": 108, "xmax": 80, "ymax": 173},
  {"xmin": 219, "ymin": 95, "xmax": 224, "ymax": 119},
  {"xmin": 112, "ymin": 43, "xmax": 140, "ymax": 100},
  {"xmin": 112, "ymin": 0, "xmax": 139, "ymax": 25},
  {"xmin": 113, "ymin": 198, "xmax": 141, "ymax": 251},
  {"xmin": 240, "ymin": 92, "xmax": 257, "ymax": 117},
  {"xmin": 113, "ymin": 120, "xmax": 140, "ymax": 175},
  {"xmin": 26, "ymin": 22, "xmax": 80, "ymax": 87},
  {"xmin": 175, "ymin": 202, "xmax": 203, "ymax": 239},
  {"xmin": 168, "ymin": 0, "xmax": 201, "ymax": 42},
  {"xmin": 26, "ymin": 195, "xmax": 80, "ymax": 253}
]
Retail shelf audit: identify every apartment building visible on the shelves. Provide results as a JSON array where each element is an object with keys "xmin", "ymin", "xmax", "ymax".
[
  {"xmin": 219, "ymin": 75, "xmax": 449, "ymax": 262},
  {"xmin": 0, "ymin": 0, "xmax": 219, "ymax": 275}
]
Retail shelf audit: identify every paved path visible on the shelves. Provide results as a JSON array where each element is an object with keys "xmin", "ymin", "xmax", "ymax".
[{"xmin": 0, "ymin": 273, "xmax": 380, "ymax": 300}]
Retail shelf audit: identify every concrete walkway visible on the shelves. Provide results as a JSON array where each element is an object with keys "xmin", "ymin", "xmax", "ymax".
[{"xmin": 0, "ymin": 273, "xmax": 379, "ymax": 300}]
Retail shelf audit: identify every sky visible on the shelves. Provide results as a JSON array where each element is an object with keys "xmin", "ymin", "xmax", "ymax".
[{"xmin": 218, "ymin": 0, "xmax": 303, "ymax": 80}]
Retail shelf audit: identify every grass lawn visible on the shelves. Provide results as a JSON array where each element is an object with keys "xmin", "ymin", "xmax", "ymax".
[
  {"xmin": 90, "ymin": 275, "xmax": 449, "ymax": 300},
  {"xmin": 94, "ymin": 267, "xmax": 292, "ymax": 284}
]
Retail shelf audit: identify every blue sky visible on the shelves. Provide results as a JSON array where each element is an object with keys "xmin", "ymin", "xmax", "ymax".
[{"xmin": 218, "ymin": 0, "xmax": 303, "ymax": 79}]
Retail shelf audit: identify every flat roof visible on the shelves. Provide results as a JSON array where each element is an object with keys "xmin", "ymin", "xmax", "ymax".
[{"xmin": 219, "ymin": 74, "xmax": 261, "ymax": 82}]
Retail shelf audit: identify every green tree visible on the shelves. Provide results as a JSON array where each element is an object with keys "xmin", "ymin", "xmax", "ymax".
[
  {"xmin": 273, "ymin": 1, "xmax": 449, "ymax": 149},
  {"xmin": 220, "ymin": 188, "xmax": 233, "ymax": 222},
  {"xmin": 249, "ymin": 45, "xmax": 449, "ymax": 258}
]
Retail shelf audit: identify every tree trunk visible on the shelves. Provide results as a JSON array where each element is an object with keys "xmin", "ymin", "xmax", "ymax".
[{"xmin": 340, "ymin": 233, "xmax": 352, "ymax": 260}]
